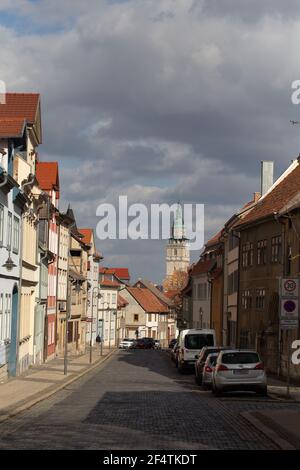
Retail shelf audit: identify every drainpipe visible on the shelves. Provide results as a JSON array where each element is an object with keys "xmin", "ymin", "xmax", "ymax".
[
  {"xmin": 22, "ymin": 173, "xmax": 35, "ymax": 191},
  {"xmin": 235, "ymin": 230, "xmax": 241, "ymax": 349},
  {"xmin": 0, "ymin": 170, "xmax": 8, "ymax": 187},
  {"xmin": 35, "ymin": 193, "xmax": 50, "ymax": 364},
  {"xmin": 274, "ymin": 212, "xmax": 288, "ymax": 377},
  {"xmin": 55, "ymin": 214, "xmax": 61, "ymax": 353}
]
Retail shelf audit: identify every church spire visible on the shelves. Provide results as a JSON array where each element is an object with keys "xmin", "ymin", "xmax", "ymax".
[{"xmin": 173, "ymin": 201, "xmax": 186, "ymax": 239}]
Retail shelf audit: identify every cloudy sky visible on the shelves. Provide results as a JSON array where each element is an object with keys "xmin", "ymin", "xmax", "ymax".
[{"xmin": 1, "ymin": 0, "xmax": 300, "ymax": 283}]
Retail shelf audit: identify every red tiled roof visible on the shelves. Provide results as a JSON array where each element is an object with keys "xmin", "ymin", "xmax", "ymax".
[
  {"xmin": 190, "ymin": 259, "xmax": 215, "ymax": 276},
  {"xmin": 78, "ymin": 228, "xmax": 93, "ymax": 245},
  {"xmin": 0, "ymin": 117, "xmax": 26, "ymax": 138},
  {"xmin": 118, "ymin": 294, "xmax": 129, "ymax": 308},
  {"xmin": 36, "ymin": 161, "xmax": 60, "ymax": 194},
  {"xmin": 99, "ymin": 267, "xmax": 130, "ymax": 280},
  {"xmin": 100, "ymin": 279, "xmax": 120, "ymax": 288},
  {"xmin": 164, "ymin": 289, "xmax": 180, "ymax": 299},
  {"xmin": 0, "ymin": 93, "xmax": 40, "ymax": 124},
  {"xmin": 127, "ymin": 287, "xmax": 169, "ymax": 313},
  {"xmin": 205, "ymin": 230, "xmax": 223, "ymax": 247},
  {"xmin": 236, "ymin": 160, "xmax": 300, "ymax": 228}
]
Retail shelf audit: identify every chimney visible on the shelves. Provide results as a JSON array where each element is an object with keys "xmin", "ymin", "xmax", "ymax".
[
  {"xmin": 253, "ymin": 192, "xmax": 261, "ymax": 202},
  {"xmin": 261, "ymin": 161, "xmax": 274, "ymax": 195}
]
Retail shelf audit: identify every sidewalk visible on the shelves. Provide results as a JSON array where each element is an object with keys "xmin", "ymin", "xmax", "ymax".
[
  {"xmin": 0, "ymin": 346, "xmax": 116, "ymax": 424},
  {"xmin": 267, "ymin": 375, "xmax": 300, "ymax": 402},
  {"xmin": 241, "ymin": 376, "xmax": 300, "ymax": 450}
]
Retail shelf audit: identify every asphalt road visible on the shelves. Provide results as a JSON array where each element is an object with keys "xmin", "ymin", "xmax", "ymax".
[{"xmin": 0, "ymin": 349, "xmax": 300, "ymax": 450}]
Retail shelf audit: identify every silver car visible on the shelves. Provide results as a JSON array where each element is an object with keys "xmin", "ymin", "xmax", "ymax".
[
  {"xmin": 119, "ymin": 338, "xmax": 135, "ymax": 349},
  {"xmin": 202, "ymin": 353, "xmax": 219, "ymax": 389},
  {"xmin": 212, "ymin": 349, "xmax": 267, "ymax": 396}
]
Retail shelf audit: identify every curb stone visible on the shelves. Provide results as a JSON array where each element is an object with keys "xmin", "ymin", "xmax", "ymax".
[
  {"xmin": 0, "ymin": 349, "xmax": 116, "ymax": 425},
  {"xmin": 240, "ymin": 411, "xmax": 296, "ymax": 450}
]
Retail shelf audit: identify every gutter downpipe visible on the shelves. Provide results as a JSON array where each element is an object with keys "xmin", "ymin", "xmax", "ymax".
[
  {"xmin": 274, "ymin": 212, "xmax": 287, "ymax": 378},
  {"xmin": 36, "ymin": 193, "xmax": 50, "ymax": 364},
  {"xmin": 0, "ymin": 170, "xmax": 8, "ymax": 188}
]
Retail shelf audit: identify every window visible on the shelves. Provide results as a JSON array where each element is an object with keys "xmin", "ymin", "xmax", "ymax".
[
  {"xmin": 0, "ymin": 204, "xmax": 4, "ymax": 246},
  {"xmin": 257, "ymin": 240, "xmax": 267, "ymax": 265},
  {"xmin": 6, "ymin": 294, "xmax": 11, "ymax": 340},
  {"xmin": 271, "ymin": 236, "xmax": 281, "ymax": 263},
  {"xmin": 229, "ymin": 232, "xmax": 239, "ymax": 251},
  {"xmin": 2, "ymin": 293, "xmax": 11, "ymax": 341},
  {"xmin": 228, "ymin": 270, "xmax": 238, "ymax": 295},
  {"xmin": 13, "ymin": 216, "xmax": 20, "ymax": 254},
  {"xmin": 111, "ymin": 293, "xmax": 116, "ymax": 305},
  {"xmin": 148, "ymin": 313, "xmax": 152, "ymax": 322},
  {"xmin": 198, "ymin": 283, "xmax": 207, "ymax": 300},
  {"xmin": 241, "ymin": 290, "xmax": 252, "ymax": 309},
  {"xmin": 184, "ymin": 334, "xmax": 214, "ymax": 349},
  {"xmin": 242, "ymin": 242, "xmax": 253, "ymax": 268},
  {"xmin": 7, "ymin": 212, "xmax": 12, "ymax": 250},
  {"xmin": 134, "ymin": 314, "xmax": 139, "ymax": 322},
  {"xmin": 255, "ymin": 289, "xmax": 266, "ymax": 309}
]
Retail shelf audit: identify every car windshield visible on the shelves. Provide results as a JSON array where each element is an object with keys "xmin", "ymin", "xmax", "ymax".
[
  {"xmin": 184, "ymin": 334, "xmax": 214, "ymax": 349},
  {"xmin": 203, "ymin": 348, "xmax": 221, "ymax": 361},
  {"xmin": 222, "ymin": 352, "xmax": 259, "ymax": 364}
]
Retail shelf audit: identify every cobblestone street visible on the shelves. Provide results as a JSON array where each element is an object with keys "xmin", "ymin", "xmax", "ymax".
[{"xmin": 0, "ymin": 350, "xmax": 300, "ymax": 450}]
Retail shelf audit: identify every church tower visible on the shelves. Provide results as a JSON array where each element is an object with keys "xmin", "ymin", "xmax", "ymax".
[{"xmin": 166, "ymin": 203, "xmax": 190, "ymax": 279}]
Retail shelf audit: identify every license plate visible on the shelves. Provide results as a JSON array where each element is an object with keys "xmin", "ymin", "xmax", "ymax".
[{"xmin": 233, "ymin": 369, "xmax": 249, "ymax": 375}]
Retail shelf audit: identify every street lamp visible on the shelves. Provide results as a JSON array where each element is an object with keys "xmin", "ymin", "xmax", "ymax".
[
  {"xmin": 2, "ymin": 251, "xmax": 17, "ymax": 271},
  {"xmin": 89, "ymin": 287, "xmax": 102, "ymax": 364}
]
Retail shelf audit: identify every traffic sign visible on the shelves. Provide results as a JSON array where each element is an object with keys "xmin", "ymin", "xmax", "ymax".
[
  {"xmin": 281, "ymin": 278, "xmax": 299, "ymax": 298},
  {"xmin": 280, "ymin": 298, "xmax": 298, "ymax": 329}
]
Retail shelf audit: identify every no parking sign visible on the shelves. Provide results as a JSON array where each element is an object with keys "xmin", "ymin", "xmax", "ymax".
[{"xmin": 280, "ymin": 278, "xmax": 299, "ymax": 329}]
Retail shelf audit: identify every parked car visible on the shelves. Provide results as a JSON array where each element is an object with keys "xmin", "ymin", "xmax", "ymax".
[
  {"xmin": 177, "ymin": 329, "xmax": 216, "ymax": 373},
  {"xmin": 169, "ymin": 339, "xmax": 177, "ymax": 349},
  {"xmin": 154, "ymin": 340, "xmax": 161, "ymax": 349},
  {"xmin": 134, "ymin": 338, "xmax": 155, "ymax": 349},
  {"xmin": 119, "ymin": 338, "xmax": 135, "ymax": 349},
  {"xmin": 195, "ymin": 346, "xmax": 230, "ymax": 385},
  {"xmin": 212, "ymin": 349, "xmax": 268, "ymax": 396},
  {"xmin": 171, "ymin": 341, "xmax": 179, "ymax": 364},
  {"xmin": 201, "ymin": 353, "xmax": 219, "ymax": 389}
]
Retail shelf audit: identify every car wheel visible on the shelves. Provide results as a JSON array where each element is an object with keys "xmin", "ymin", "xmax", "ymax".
[
  {"xmin": 257, "ymin": 386, "xmax": 268, "ymax": 397},
  {"xmin": 195, "ymin": 373, "xmax": 202, "ymax": 386},
  {"xmin": 213, "ymin": 385, "xmax": 222, "ymax": 397}
]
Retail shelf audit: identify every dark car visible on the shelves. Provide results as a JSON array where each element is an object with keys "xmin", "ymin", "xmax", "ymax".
[
  {"xmin": 194, "ymin": 346, "xmax": 229, "ymax": 385},
  {"xmin": 134, "ymin": 338, "xmax": 155, "ymax": 349},
  {"xmin": 169, "ymin": 338, "xmax": 177, "ymax": 349}
]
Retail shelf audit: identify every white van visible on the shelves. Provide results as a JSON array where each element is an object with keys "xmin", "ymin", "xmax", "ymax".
[{"xmin": 177, "ymin": 329, "xmax": 216, "ymax": 372}]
